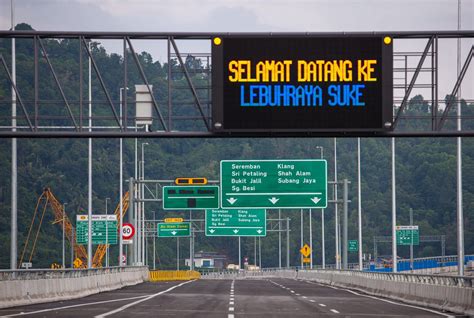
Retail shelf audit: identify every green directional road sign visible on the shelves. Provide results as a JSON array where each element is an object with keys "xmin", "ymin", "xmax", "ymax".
[
  {"xmin": 205, "ymin": 209, "xmax": 266, "ymax": 237},
  {"xmin": 348, "ymin": 240, "xmax": 359, "ymax": 252},
  {"xmin": 396, "ymin": 225, "xmax": 419, "ymax": 245},
  {"xmin": 76, "ymin": 215, "xmax": 117, "ymax": 245},
  {"xmin": 157, "ymin": 222, "xmax": 191, "ymax": 237},
  {"xmin": 220, "ymin": 160, "xmax": 327, "ymax": 209},
  {"xmin": 163, "ymin": 186, "xmax": 219, "ymax": 210}
]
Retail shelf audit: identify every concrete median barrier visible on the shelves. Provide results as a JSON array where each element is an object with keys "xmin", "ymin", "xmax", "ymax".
[{"xmin": 0, "ymin": 266, "xmax": 149, "ymax": 309}]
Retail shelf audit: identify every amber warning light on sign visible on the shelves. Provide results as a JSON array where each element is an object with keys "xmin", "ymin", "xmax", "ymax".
[{"xmin": 175, "ymin": 177, "xmax": 208, "ymax": 185}]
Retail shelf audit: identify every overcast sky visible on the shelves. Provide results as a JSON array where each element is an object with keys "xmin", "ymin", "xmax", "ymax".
[
  {"xmin": 0, "ymin": 0, "xmax": 472, "ymax": 99},
  {"xmin": 0, "ymin": 0, "xmax": 472, "ymax": 32}
]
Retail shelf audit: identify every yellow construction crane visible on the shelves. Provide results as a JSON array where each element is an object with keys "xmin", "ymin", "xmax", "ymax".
[{"xmin": 19, "ymin": 188, "xmax": 129, "ymax": 268}]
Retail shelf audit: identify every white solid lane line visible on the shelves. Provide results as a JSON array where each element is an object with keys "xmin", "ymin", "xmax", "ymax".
[
  {"xmin": 3, "ymin": 294, "xmax": 152, "ymax": 317},
  {"xmin": 298, "ymin": 279, "xmax": 454, "ymax": 318},
  {"xmin": 95, "ymin": 280, "xmax": 194, "ymax": 318}
]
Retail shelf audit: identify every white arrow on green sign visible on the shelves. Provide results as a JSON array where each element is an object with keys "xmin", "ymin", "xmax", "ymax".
[
  {"xmin": 396, "ymin": 225, "xmax": 419, "ymax": 245},
  {"xmin": 220, "ymin": 159, "xmax": 327, "ymax": 209},
  {"xmin": 76, "ymin": 215, "xmax": 117, "ymax": 245},
  {"xmin": 205, "ymin": 209, "xmax": 266, "ymax": 237},
  {"xmin": 157, "ymin": 222, "xmax": 191, "ymax": 237}
]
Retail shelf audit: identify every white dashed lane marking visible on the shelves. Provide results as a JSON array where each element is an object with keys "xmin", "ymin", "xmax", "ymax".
[
  {"xmin": 228, "ymin": 280, "xmax": 236, "ymax": 318},
  {"xmin": 269, "ymin": 279, "xmax": 339, "ymax": 314}
]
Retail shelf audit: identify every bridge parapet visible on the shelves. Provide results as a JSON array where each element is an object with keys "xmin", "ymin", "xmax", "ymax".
[{"xmin": 0, "ymin": 266, "xmax": 149, "ymax": 309}]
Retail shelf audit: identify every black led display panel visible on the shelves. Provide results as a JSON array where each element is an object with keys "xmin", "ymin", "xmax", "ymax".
[{"xmin": 212, "ymin": 36, "xmax": 393, "ymax": 133}]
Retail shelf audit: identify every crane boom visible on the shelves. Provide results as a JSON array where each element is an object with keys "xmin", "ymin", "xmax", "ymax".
[{"xmin": 19, "ymin": 188, "xmax": 129, "ymax": 269}]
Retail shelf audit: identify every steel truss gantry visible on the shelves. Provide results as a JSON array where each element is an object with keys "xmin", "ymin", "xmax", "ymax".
[{"xmin": 0, "ymin": 30, "xmax": 473, "ymax": 137}]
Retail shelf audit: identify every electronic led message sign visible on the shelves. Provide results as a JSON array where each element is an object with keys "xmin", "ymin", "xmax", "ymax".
[{"xmin": 212, "ymin": 36, "xmax": 393, "ymax": 133}]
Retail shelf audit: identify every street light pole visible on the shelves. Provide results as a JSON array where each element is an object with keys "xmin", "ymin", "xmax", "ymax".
[
  {"xmin": 358, "ymin": 138, "xmax": 363, "ymax": 270},
  {"xmin": 392, "ymin": 137, "xmax": 397, "ymax": 273},
  {"xmin": 105, "ymin": 197, "xmax": 110, "ymax": 267},
  {"xmin": 153, "ymin": 210, "xmax": 156, "ymax": 270},
  {"xmin": 456, "ymin": 0, "xmax": 465, "ymax": 277},
  {"xmin": 334, "ymin": 138, "xmax": 340, "ymax": 269},
  {"xmin": 316, "ymin": 146, "xmax": 324, "ymax": 269},
  {"xmin": 278, "ymin": 209, "xmax": 282, "ymax": 269},
  {"xmin": 119, "ymin": 87, "xmax": 128, "ymax": 266},
  {"xmin": 62, "ymin": 203, "xmax": 67, "ymax": 268},
  {"xmin": 10, "ymin": 0, "xmax": 18, "ymax": 271},
  {"xmin": 141, "ymin": 142, "xmax": 149, "ymax": 264},
  {"xmin": 87, "ymin": 41, "xmax": 93, "ymax": 269},
  {"xmin": 300, "ymin": 209, "xmax": 303, "ymax": 268}
]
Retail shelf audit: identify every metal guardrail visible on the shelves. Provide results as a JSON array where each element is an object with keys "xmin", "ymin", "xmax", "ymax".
[
  {"xmin": 297, "ymin": 269, "xmax": 474, "ymax": 288},
  {"xmin": 201, "ymin": 267, "xmax": 474, "ymax": 288},
  {"xmin": 0, "ymin": 266, "xmax": 147, "ymax": 281}
]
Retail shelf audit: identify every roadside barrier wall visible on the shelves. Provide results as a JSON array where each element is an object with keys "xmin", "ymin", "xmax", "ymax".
[
  {"xmin": 149, "ymin": 270, "xmax": 200, "ymax": 281},
  {"xmin": 0, "ymin": 266, "xmax": 149, "ymax": 309}
]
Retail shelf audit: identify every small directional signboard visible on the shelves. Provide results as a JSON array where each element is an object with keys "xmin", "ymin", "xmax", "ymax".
[
  {"xmin": 396, "ymin": 225, "xmax": 419, "ymax": 245},
  {"xmin": 157, "ymin": 222, "xmax": 191, "ymax": 237},
  {"xmin": 164, "ymin": 218, "xmax": 184, "ymax": 223},
  {"xmin": 220, "ymin": 160, "xmax": 327, "ymax": 209},
  {"xmin": 76, "ymin": 215, "xmax": 117, "ymax": 245},
  {"xmin": 348, "ymin": 240, "xmax": 359, "ymax": 252},
  {"xmin": 205, "ymin": 209, "xmax": 266, "ymax": 237},
  {"xmin": 163, "ymin": 186, "xmax": 219, "ymax": 210},
  {"xmin": 300, "ymin": 244, "xmax": 311, "ymax": 258}
]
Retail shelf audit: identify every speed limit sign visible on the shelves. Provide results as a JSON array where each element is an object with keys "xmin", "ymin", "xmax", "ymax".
[{"xmin": 121, "ymin": 223, "xmax": 135, "ymax": 239}]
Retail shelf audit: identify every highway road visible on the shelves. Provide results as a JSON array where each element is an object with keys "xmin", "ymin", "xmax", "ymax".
[{"xmin": 0, "ymin": 278, "xmax": 456, "ymax": 317}]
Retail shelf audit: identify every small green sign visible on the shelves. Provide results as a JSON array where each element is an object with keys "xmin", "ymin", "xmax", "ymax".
[
  {"xmin": 76, "ymin": 215, "xmax": 117, "ymax": 245},
  {"xmin": 220, "ymin": 160, "xmax": 327, "ymax": 209},
  {"xmin": 157, "ymin": 222, "xmax": 191, "ymax": 237},
  {"xmin": 205, "ymin": 209, "xmax": 266, "ymax": 237},
  {"xmin": 396, "ymin": 225, "xmax": 419, "ymax": 245},
  {"xmin": 163, "ymin": 186, "xmax": 219, "ymax": 210},
  {"xmin": 348, "ymin": 240, "xmax": 359, "ymax": 252}
]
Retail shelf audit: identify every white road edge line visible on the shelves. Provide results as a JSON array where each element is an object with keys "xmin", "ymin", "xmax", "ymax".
[
  {"xmin": 94, "ymin": 280, "xmax": 194, "ymax": 318},
  {"xmin": 298, "ymin": 279, "xmax": 454, "ymax": 318},
  {"xmin": 3, "ymin": 294, "xmax": 151, "ymax": 317}
]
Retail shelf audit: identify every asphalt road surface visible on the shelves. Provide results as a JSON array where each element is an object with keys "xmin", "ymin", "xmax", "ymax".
[{"xmin": 0, "ymin": 278, "xmax": 458, "ymax": 317}]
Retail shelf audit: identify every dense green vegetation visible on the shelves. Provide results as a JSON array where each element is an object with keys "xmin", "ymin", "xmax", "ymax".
[{"xmin": 0, "ymin": 24, "xmax": 472, "ymax": 269}]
